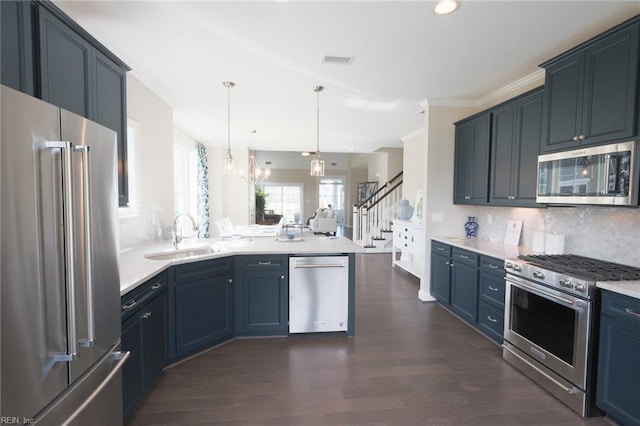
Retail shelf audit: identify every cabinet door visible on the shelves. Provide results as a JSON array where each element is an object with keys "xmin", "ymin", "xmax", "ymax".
[
  {"xmin": 597, "ymin": 315, "xmax": 640, "ymax": 425},
  {"xmin": 143, "ymin": 292, "xmax": 167, "ymax": 389},
  {"xmin": 514, "ymin": 90, "xmax": 543, "ymax": 205},
  {"xmin": 240, "ymin": 270, "xmax": 288, "ymax": 335},
  {"xmin": 490, "ymin": 103, "xmax": 516, "ymax": 203},
  {"xmin": 38, "ymin": 7, "xmax": 93, "ymax": 118},
  {"xmin": 454, "ymin": 113, "xmax": 491, "ymax": 205},
  {"xmin": 174, "ymin": 274, "xmax": 233, "ymax": 356},
  {"xmin": 582, "ymin": 24, "xmax": 639, "ymax": 146},
  {"xmin": 1, "ymin": 1, "xmax": 34, "ymax": 95},
  {"xmin": 430, "ymin": 253, "xmax": 451, "ymax": 305},
  {"xmin": 121, "ymin": 313, "xmax": 144, "ymax": 420},
  {"xmin": 93, "ymin": 50, "xmax": 128, "ymax": 207},
  {"xmin": 542, "ymin": 52, "xmax": 584, "ymax": 152},
  {"xmin": 451, "ymin": 262, "xmax": 478, "ymax": 324}
]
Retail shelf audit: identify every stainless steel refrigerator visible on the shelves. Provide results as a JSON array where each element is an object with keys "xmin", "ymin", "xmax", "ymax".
[{"xmin": 1, "ymin": 85, "xmax": 128, "ymax": 425}]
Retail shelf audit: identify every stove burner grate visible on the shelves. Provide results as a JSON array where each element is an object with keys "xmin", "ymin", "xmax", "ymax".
[{"xmin": 518, "ymin": 254, "xmax": 640, "ymax": 282}]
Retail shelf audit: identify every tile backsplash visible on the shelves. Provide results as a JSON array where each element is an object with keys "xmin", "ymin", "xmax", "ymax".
[
  {"xmin": 118, "ymin": 203, "xmax": 165, "ymax": 251},
  {"xmin": 462, "ymin": 206, "xmax": 640, "ymax": 268}
]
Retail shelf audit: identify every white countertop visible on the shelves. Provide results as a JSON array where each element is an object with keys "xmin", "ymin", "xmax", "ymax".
[
  {"xmin": 119, "ymin": 236, "xmax": 363, "ymax": 296},
  {"xmin": 431, "ymin": 236, "xmax": 529, "ymax": 260},
  {"xmin": 596, "ymin": 281, "xmax": 640, "ymax": 300}
]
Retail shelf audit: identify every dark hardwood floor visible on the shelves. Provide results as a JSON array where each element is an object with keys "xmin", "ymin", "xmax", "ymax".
[{"xmin": 129, "ymin": 253, "xmax": 613, "ymax": 425}]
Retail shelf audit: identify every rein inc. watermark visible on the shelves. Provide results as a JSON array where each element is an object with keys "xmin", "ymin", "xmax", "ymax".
[{"xmin": 0, "ymin": 418, "xmax": 35, "ymax": 425}]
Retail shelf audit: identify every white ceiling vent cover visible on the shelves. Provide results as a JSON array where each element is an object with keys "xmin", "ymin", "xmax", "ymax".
[{"xmin": 322, "ymin": 55, "xmax": 353, "ymax": 65}]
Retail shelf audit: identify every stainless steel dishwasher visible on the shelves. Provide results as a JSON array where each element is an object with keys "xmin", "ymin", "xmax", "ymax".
[{"xmin": 289, "ymin": 256, "xmax": 349, "ymax": 333}]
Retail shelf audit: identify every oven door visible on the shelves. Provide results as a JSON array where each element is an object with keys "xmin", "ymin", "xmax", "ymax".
[{"xmin": 504, "ymin": 274, "xmax": 591, "ymax": 389}]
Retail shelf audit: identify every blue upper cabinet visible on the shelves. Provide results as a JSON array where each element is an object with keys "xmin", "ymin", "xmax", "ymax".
[
  {"xmin": 1, "ymin": 1, "xmax": 130, "ymax": 206},
  {"xmin": 453, "ymin": 112, "xmax": 491, "ymax": 205},
  {"xmin": 541, "ymin": 19, "xmax": 640, "ymax": 152}
]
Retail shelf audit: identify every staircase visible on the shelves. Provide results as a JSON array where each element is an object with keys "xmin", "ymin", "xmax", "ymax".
[{"xmin": 352, "ymin": 171, "xmax": 403, "ymax": 253}]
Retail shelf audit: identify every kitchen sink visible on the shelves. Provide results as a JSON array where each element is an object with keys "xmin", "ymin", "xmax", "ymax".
[{"xmin": 144, "ymin": 246, "xmax": 217, "ymax": 261}]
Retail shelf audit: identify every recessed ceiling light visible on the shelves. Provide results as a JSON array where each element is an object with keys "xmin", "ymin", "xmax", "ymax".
[
  {"xmin": 301, "ymin": 151, "xmax": 311, "ymax": 156},
  {"xmin": 434, "ymin": 0, "xmax": 459, "ymax": 15}
]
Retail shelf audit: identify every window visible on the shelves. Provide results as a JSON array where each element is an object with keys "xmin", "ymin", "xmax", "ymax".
[
  {"xmin": 119, "ymin": 119, "xmax": 139, "ymax": 216},
  {"xmin": 262, "ymin": 183, "xmax": 303, "ymax": 223},
  {"xmin": 318, "ymin": 177, "xmax": 345, "ymax": 223},
  {"xmin": 173, "ymin": 130, "xmax": 199, "ymax": 233}
]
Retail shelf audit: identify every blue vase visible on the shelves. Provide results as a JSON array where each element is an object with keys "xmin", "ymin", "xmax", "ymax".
[
  {"xmin": 464, "ymin": 216, "xmax": 479, "ymax": 238},
  {"xmin": 397, "ymin": 199, "xmax": 413, "ymax": 220}
]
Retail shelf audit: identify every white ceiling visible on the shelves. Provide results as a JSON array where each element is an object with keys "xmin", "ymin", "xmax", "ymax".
[{"xmin": 54, "ymin": 1, "xmax": 640, "ymax": 154}]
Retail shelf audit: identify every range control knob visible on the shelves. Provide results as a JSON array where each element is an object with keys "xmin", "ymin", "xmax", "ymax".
[
  {"xmin": 574, "ymin": 283, "xmax": 585, "ymax": 292},
  {"xmin": 559, "ymin": 279, "xmax": 573, "ymax": 289},
  {"xmin": 512, "ymin": 264, "xmax": 522, "ymax": 272},
  {"xmin": 532, "ymin": 271, "xmax": 545, "ymax": 279},
  {"xmin": 505, "ymin": 262, "xmax": 513, "ymax": 270}
]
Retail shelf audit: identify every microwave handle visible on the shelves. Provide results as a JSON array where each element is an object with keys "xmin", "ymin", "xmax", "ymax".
[{"xmin": 602, "ymin": 154, "xmax": 611, "ymax": 195}]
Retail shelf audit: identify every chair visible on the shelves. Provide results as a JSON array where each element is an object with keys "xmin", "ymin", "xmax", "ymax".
[
  {"xmin": 215, "ymin": 217, "xmax": 234, "ymax": 237},
  {"xmin": 309, "ymin": 208, "xmax": 337, "ymax": 235}
]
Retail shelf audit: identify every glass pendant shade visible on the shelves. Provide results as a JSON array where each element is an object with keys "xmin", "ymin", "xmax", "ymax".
[{"xmin": 310, "ymin": 153, "xmax": 324, "ymax": 176}]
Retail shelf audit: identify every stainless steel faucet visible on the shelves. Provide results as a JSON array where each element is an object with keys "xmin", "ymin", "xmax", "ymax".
[{"xmin": 172, "ymin": 213, "xmax": 198, "ymax": 249}]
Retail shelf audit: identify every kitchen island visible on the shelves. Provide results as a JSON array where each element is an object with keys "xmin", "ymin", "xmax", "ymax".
[{"xmin": 119, "ymin": 235, "xmax": 363, "ymax": 421}]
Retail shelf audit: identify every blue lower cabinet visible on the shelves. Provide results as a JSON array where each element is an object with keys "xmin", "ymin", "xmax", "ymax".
[
  {"xmin": 235, "ymin": 255, "xmax": 289, "ymax": 336},
  {"xmin": 120, "ymin": 273, "xmax": 167, "ymax": 421},
  {"xmin": 597, "ymin": 291, "xmax": 640, "ymax": 425},
  {"xmin": 170, "ymin": 258, "xmax": 234, "ymax": 360},
  {"xmin": 477, "ymin": 301, "xmax": 504, "ymax": 344}
]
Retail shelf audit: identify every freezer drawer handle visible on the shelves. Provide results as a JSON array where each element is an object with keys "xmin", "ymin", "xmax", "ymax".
[
  {"xmin": 75, "ymin": 145, "xmax": 96, "ymax": 348},
  {"xmin": 46, "ymin": 141, "xmax": 80, "ymax": 362},
  {"xmin": 62, "ymin": 351, "xmax": 131, "ymax": 426},
  {"xmin": 293, "ymin": 263, "xmax": 345, "ymax": 268}
]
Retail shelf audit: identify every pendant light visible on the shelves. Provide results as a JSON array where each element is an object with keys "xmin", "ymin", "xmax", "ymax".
[
  {"xmin": 240, "ymin": 130, "xmax": 271, "ymax": 185},
  {"xmin": 223, "ymin": 81, "xmax": 235, "ymax": 174},
  {"xmin": 310, "ymin": 85, "xmax": 325, "ymax": 176}
]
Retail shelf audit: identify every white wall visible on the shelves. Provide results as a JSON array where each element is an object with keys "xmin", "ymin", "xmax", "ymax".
[
  {"xmin": 401, "ymin": 130, "xmax": 424, "ymax": 203},
  {"xmin": 376, "ymin": 147, "xmax": 404, "ymax": 179},
  {"xmin": 367, "ymin": 152, "xmax": 387, "ymax": 183},
  {"xmin": 119, "ymin": 74, "xmax": 174, "ymax": 250}
]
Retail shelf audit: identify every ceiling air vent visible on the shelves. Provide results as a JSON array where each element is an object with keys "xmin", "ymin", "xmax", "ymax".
[{"xmin": 322, "ymin": 55, "xmax": 353, "ymax": 65}]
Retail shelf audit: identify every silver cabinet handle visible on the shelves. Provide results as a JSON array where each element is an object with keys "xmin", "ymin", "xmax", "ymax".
[
  {"xmin": 294, "ymin": 263, "xmax": 345, "ymax": 268},
  {"xmin": 258, "ymin": 261, "xmax": 272, "ymax": 265},
  {"xmin": 75, "ymin": 145, "xmax": 95, "ymax": 348},
  {"xmin": 151, "ymin": 282, "xmax": 163, "ymax": 290},
  {"xmin": 578, "ymin": 134, "xmax": 586, "ymax": 140},
  {"xmin": 464, "ymin": 195, "xmax": 471, "ymax": 200},
  {"xmin": 486, "ymin": 264, "xmax": 499, "ymax": 269},
  {"xmin": 47, "ymin": 142, "xmax": 79, "ymax": 362},
  {"xmin": 488, "ymin": 285, "xmax": 499, "ymax": 292},
  {"xmin": 141, "ymin": 312, "xmax": 152, "ymax": 319},
  {"xmin": 281, "ymin": 275, "xmax": 285, "ymax": 279},
  {"xmin": 487, "ymin": 316, "xmax": 497, "ymax": 323},
  {"xmin": 459, "ymin": 254, "xmax": 469, "ymax": 259},
  {"xmin": 228, "ymin": 278, "xmax": 233, "ymax": 284},
  {"xmin": 573, "ymin": 136, "xmax": 579, "ymax": 141},
  {"xmin": 625, "ymin": 308, "xmax": 640, "ymax": 318},
  {"xmin": 122, "ymin": 300, "xmax": 137, "ymax": 310}
]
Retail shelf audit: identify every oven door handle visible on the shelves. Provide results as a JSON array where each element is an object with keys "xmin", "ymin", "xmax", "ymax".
[{"xmin": 507, "ymin": 276, "xmax": 576, "ymax": 306}]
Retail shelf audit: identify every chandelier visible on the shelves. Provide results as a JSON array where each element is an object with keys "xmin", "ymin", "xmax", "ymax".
[
  {"xmin": 310, "ymin": 85, "xmax": 325, "ymax": 176},
  {"xmin": 223, "ymin": 81, "xmax": 235, "ymax": 174},
  {"xmin": 239, "ymin": 130, "xmax": 271, "ymax": 185}
]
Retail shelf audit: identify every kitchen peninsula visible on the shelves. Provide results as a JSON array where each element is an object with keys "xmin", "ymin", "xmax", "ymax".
[{"xmin": 119, "ymin": 235, "xmax": 362, "ymax": 420}]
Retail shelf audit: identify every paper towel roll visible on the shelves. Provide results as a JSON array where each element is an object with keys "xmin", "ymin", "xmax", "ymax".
[
  {"xmin": 532, "ymin": 231, "xmax": 545, "ymax": 253},
  {"xmin": 545, "ymin": 233, "xmax": 565, "ymax": 255}
]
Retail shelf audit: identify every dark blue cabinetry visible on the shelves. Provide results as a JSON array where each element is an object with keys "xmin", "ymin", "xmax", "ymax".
[
  {"xmin": 121, "ymin": 273, "xmax": 167, "ymax": 422},
  {"xmin": 1, "ymin": 0, "xmax": 130, "ymax": 206},
  {"xmin": 169, "ymin": 258, "xmax": 234, "ymax": 360},
  {"xmin": 490, "ymin": 88, "xmax": 543, "ymax": 207},
  {"xmin": 477, "ymin": 256, "xmax": 506, "ymax": 344},
  {"xmin": 430, "ymin": 242, "xmax": 452, "ymax": 305},
  {"xmin": 235, "ymin": 255, "xmax": 289, "ymax": 336},
  {"xmin": 597, "ymin": 290, "xmax": 640, "ymax": 425},
  {"xmin": 450, "ymin": 249, "xmax": 479, "ymax": 324},
  {"xmin": 453, "ymin": 113, "xmax": 491, "ymax": 205},
  {"xmin": 541, "ymin": 20, "xmax": 639, "ymax": 152}
]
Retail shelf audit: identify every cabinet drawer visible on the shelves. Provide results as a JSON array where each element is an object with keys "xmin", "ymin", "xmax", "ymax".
[
  {"xmin": 174, "ymin": 257, "xmax": 232, "ymax": 283},
  {"xmin": 478, "ymin": 301, "xmax": 504, "ymax": 344},
  {"xmin": 243, "ymin": 255, "xmax": 287, "ymax": 270},
  {"xmin": 121, "ymin": 273, "xmax": 167, "ymax": 322},
  {"xmin": 452, "ymin": 248, "xmax": 478, "ymax": 267},
  {"xmin": 431, "ymin": 241, "xmax": 451, "ymax": 257},
  {"xmin": 479, "ymin": 272, "xmax": 505, "ymax": 308},
  {"xmin": 601, "ymin": 290, "xmax": 640, "ymax": 327},
  {"xmin": 480, "ymin": 255, "xmax": 504, "ymax": 276}
]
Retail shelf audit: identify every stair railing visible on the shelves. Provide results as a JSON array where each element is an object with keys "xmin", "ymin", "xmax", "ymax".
[{"xmin": 353, "ymin": 172, "xmax": 403, "ymax": 248}]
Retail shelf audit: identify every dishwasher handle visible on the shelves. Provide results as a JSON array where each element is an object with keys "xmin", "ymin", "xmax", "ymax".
[{"xmin": 292, "ymin": 263, "xmax": 346, "ymax": 269}]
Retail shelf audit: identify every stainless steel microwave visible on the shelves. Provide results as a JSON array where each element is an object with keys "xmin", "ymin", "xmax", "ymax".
[{"xmin": 537, "ymin": 141, "xmax": 638, "ymax": 206}]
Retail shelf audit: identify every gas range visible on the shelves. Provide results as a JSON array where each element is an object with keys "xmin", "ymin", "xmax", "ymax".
[{"xmin": 505, "ymin": 254, "xmax": 640, "ymax": 300}]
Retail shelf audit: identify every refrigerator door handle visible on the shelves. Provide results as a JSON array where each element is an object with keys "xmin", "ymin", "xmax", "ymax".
[
  {"xmin": 62, "ymin": 351, "xmax": 130, "ymax": 426},
  {"xmin": 45, "ymin": 141, "xmax": 80, "ymax": 362},
  {"xmin": 74, "ymin": 145, "xmax": 95, "ymax": 348}
]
